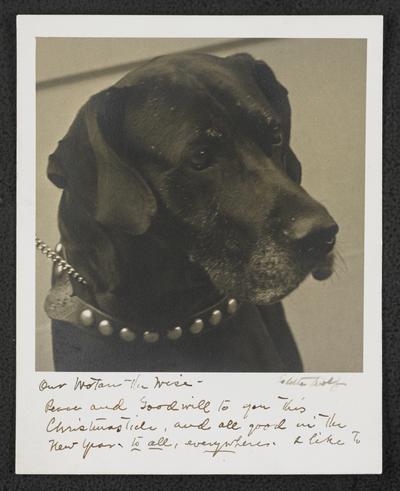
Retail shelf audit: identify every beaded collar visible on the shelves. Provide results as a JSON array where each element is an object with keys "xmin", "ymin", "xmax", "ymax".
[{"xmin": 42, "ymin": 241, "xmax": 240, "ymax": 345}]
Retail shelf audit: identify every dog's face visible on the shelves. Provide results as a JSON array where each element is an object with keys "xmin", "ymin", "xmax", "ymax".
[{"xmin": 49, "ymin": 53, "xmax": 338, "ymax": 304}]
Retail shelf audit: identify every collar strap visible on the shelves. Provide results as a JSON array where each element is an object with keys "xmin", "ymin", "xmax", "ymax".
[{"xmin": 45, "ymin": 245, "xmax": 240, "ymax": 345}]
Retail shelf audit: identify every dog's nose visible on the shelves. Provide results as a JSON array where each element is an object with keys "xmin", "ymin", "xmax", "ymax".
[{"xmin": 286, "ymin": 213, "xmax": 339, "ymax": 256}]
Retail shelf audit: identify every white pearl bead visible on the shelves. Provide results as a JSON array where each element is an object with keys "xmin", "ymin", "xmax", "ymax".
[
  {"xmin": 80, "ymin": 309, "xmax": 94, "ymax": 327},
  {"xmin": 143, "ymin": 331, "xmax": 160, "ymax": 343},
  {"xmin": 98, "ymin": 320, "xmax": 113, "ymax": 336},
  {"xmin": 227, "ymin": 298, "xmax": 238, "ymax": 314},
  {"xmin": 166, "ymin": 326, "xmax": 182, "ymax": 341},
  {"xmin": 190, "ymin": 319, "xmax": 204, "ymax": 334},
  {"xmin": 119, "ymin": 327, "xmax": 136, "ymax": 342},
  {"xmin": 209, "ymin": 309, "xmax": 222, "ymax": 326}
]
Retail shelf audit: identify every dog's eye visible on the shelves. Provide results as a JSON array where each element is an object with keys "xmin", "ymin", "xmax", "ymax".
[
  {"xmin": 189, "ymin": 149, "xmax": 213, "ymax": 171},
  {"xmin": 271, "ymin": 124, "xmax": 283, "ymax": 145}
]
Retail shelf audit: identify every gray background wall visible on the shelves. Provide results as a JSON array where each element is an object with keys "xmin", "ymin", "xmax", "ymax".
[{"xmin": 36, "ymin": 38, "xmax": 366, "ymax": 372}]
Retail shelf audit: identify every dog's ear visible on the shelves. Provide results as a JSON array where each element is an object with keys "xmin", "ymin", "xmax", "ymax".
[
  {"xmin": 251, "ymin": 57, "xmax": 292, "ymax": 140},
  {"xmin": 253, "ymin": 60, "xmax": 301, "ymax": 184},
  {"xmin": 250, "ymin": 58, "xmax": 303, "ymax": 184},
  {"xmin": 284, "ymin": 147, "xmax": 302, "ymax": 184},
  {"xmin": 227, "ymin": 54, "xmax": 302, "ymax": 184},
  {"xmin": 47, "ymin": 87, "xmax": 157, "ymax": 235}
]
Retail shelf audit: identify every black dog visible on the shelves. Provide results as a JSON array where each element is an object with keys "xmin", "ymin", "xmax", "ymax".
[{"xmin": 46, "ymin": 52, "xmax": 338, "ymax": 372}]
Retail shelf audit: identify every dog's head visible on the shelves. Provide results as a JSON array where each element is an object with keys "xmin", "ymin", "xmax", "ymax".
[{"xmin": 48, "ymin": 52, "xmax": 338, "ymax": 304}]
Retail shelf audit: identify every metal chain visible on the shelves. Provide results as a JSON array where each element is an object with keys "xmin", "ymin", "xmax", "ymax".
[{"xmin": 35, "ymin": 236, "xmax": 88, "ymax": 285}]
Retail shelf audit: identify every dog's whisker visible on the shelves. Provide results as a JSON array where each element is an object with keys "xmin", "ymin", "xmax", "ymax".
[{"xmin": 333, "ymin": 248, "xmax": 348, "ymax": 276}]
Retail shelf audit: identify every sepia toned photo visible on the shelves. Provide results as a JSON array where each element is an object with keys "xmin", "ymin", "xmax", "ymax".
[
  {"xmin": 17, "ymin": 15, "xmax": 382, "ymax": 475},
  {"xmin": 35, "ymin": 37, "xmax": 366, "ymax": 373}
]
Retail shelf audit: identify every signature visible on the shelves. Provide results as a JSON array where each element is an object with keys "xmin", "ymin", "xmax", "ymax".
[{"xmin": 279, "ymin": 376, "xmax": 347, "ymax": 390}]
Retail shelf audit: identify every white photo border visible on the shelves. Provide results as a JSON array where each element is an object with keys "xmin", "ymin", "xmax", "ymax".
[{"xmin": 16, "ymin": 15, "xmax": 382, "ymax": 475}]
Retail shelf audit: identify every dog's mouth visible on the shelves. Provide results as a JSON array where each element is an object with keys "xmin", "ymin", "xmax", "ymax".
[
  {"xmin": 311, "ymin": 251, "xmax": 335, "ymax": 281},
  {"xmin": 186, "ymin": 219, "xmax": 337, "ymax": 305}
]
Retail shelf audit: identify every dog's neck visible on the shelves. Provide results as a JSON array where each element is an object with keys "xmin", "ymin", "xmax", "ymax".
[{"xmin": 59, "ymin": 196, "xmax": 222, "ymax": 329}]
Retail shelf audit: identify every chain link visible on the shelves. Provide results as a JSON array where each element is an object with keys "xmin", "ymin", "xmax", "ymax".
[{"xmin": 35, "ymin": 236, "xmax": 88, "ymax": 285}]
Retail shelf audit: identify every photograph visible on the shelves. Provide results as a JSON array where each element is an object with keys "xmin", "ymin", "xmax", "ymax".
[
  {"xmin": 16, "ymin": 15, "xmax": 383, "ymax": 476},
  {"xmin": 35, "ymin": 37, "xmax": 366, "ymax": 373}
]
